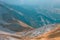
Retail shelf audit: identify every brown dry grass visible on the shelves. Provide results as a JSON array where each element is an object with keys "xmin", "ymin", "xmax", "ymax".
[
  {"xmin": 29, "ymin": 24, "xmax": 60, "ymax": 40},
  {"xmin": 23, "ymin": 24, "xmax": 60, "ymax": 40},
  {"xmin": 0, "ymin": 24, "xmax": 60, "ymax": 40}
]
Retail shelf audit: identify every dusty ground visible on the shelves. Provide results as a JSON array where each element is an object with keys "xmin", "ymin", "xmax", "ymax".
[
  {"xmin": 0, "ymin": 24, "xmax": 60, "ymax": 40},
  {"xmin": 27, "ymin": 24, "xmax": 60, "ymax": 40}
]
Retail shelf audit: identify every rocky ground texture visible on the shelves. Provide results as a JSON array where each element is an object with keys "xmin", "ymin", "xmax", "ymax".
[{"xmin": 0, "ymin": 24, "xmax": 60, "ymax": 40}]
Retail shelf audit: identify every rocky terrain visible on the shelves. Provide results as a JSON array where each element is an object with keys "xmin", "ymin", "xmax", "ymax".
[
  {"xmin": 22, "ymin": 24, "xmax": 60, "ymax": 40},
  {"xmin": 0, "ymin": 1, "xmax": 60, "ymax": 40},
  {"xmin": 0, "ymin": 24, "xmax": 60, "ymax": 40}
]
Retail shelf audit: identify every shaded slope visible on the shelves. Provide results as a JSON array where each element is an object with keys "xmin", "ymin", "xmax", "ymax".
[{"xmin": 0, "ymin": 2, "xmax": 33, "ymax": 32}]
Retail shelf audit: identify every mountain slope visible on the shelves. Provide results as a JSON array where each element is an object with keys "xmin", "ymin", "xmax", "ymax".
[
  {"xmin": 22, "ymin": 24, "xmax": 60, "ymax": 40},
  {"xmin": 0, "ymin": 2, "xmax": 33, "ymax": 32}
]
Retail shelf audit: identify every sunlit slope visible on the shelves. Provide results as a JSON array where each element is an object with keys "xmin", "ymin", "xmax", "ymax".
[
  {"xmin": 27, "ymin": 24, "xmax": 60, "ymax": 40},
  {"xmin": 0, "ymin": 24, "xmax": 60, "ymax": 40}
]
